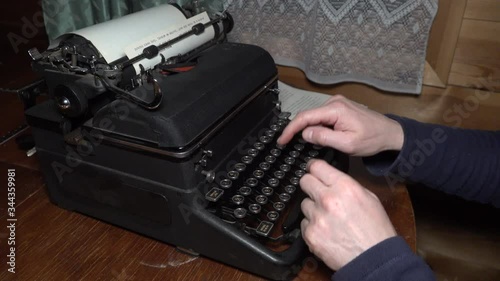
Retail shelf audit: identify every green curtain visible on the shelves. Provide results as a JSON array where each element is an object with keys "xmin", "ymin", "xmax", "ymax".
[{"xmin": 42, "ymin": 0, "xmax": 224, "ymax": 41}]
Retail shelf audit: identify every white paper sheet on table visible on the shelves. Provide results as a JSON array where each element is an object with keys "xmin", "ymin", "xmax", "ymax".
[{"xmin": 278, "ymin": 81, "xmax": 331, "ymax": 119}]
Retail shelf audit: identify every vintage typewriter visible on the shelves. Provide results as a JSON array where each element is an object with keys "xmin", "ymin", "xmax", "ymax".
[{"xmin": 23, "ymin": 4, "xmax": 348, "ymax": 280}]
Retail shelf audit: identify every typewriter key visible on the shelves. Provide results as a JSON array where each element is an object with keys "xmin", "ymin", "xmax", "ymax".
[
  {"xmin": 303, "ymin": 157, "xmax": 312, "ymax": 162},
  {"xmin": 259, "ymin": 162, "xmax": 271, "ymax": 171},
  {"xmin": 277, "ymin": 120, "xmax": 288, "ymax": 127},
  {"xmin": 256, "ymin": 221, "xmax": 274, "ymax": 237},
  {"xmin": 234, "ymin": 208, "xmax": 247, "ymax": 219},
  {"xmin": 248, "ymin": 204, "xmax": 262, "ymax": 214},
  {"xmin": 279, "ymin": 193, "xmax": 292, "ymax": 203},
  {"xmin": 289, "ymin": 151, "xmax": 300, "ymax": 158},
  {"xmin": 247, "ymin": 148, "xmax": 259, "ymax": 157},
  {"xmin": 253, "ymin": 170, "xmax": 265, "ymax": 179},
  {"xmin": 298, "ymin": 138, "xmax": 307, "ymax": 144},
  {"xmin": 276, "ymin": 143, "xmax": 286, "ymax": 150},
  {"xmin": 295, "ymin": 170, "xmax": 306, "ymax": 178},
  {"xmin": 239, "ymin": 186, "xmax": 252, "ymax": 196},
  {"xmin": 254, "ymin": 142, "xmax": 265, "ymax": 151},
  {"xmin": 290, "ymin": 177, "xmax": 300, "ymax": 186},
  {"xmin": 280, "ymin": 164, "xmax": 291, "ymax": 172},
  {"xmin": 265, "ymin": 130, "xmax": 275, "ymax": 138},
  {"xmin": 256, "ymin": 195, "xmax": 268, "ymax": 205},
  {"xmin": 274, "ymin": 170, "xmax": 285, "ymax": 179},
  {"xmin": 284, "ymin": 157, "xmax": 296, "ymax": 165},
  {"xmin": 273, "ymin": 202, "xmax": 286, "ymax": 212},
  {"xmin": 242, "ymin": 155, "xmax": 253, "ymax": 164},
  {"xmin": 285, "ymin": 185, "xmax": 296, "ymax": 194},
  {"xmin": 267, "ymin": 211, "xmax": 279, "ymax": 222},
  {"xmin": 260, "ymin": 136, "xmax": 271, "ymax": 144},
  {"xmin": 278, "ymin": 112, "xmax": 292, "ymax": 120},
  {"xmin": 232, "ymin": 195, "xmax": 245, "ymax": 206},
  {"xmin": 261, "ymin": 187, "xmax": 274, "ymax": 196},
  {"xmin": 270, "ymin": 124, "xmax": 280, "ymax": 132},
  {"xmin": 300, "ymin": 163, "xmax": 308, "ymax": 170},
  {"xmin": 265, "ymin": 155, "xmax": 276, "ymax": 164},
  {"xmin": 294, "ymin": 144, "xmax": 305, "ymax": 151},
  {"xmin": 308, "ymin": 150, "xmax": 319, "ymax": 157},
  {"xmin": 205, "ymin": 187, "xmax": 224, "ymax": 202},
  {"xmin": 270, "ymin": 148, "xmax": 281, "ymax": 157},
  {"xmin": 227, "ymin": 171, "xmax": 239, "ymax": 180},
  {"xmin": 220, "ymin": 179, "xmax": 233, "ymax": 189},
  {"xmin": 313, "ymin": 145, "xmax": 323, "ymax": 150},
  {"xmin": 268, "ymin": 178, "xmax": 280, "ymax": 188},
  {"xmin": 234, "ymin": 163, "xmax": 246, "ymax": 172},
  {"xmin": 246, "ymin": 178, "xmax": 259, "ymax": 188}
]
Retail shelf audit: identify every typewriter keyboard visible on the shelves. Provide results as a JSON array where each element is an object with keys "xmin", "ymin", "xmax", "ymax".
[{"xmin": 205, "ymin": 114, "xmax": 337, "ymax": 244}]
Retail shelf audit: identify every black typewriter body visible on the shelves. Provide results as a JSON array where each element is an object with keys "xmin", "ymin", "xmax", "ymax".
[{"xmin": 25, "ymin": 42, "xmax": 348, "ymax": 280}]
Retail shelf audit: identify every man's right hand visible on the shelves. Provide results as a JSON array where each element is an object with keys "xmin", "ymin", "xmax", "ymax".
[{"xmin": 277, "ymin": 96, "xmax": 404, "ymax": 156}]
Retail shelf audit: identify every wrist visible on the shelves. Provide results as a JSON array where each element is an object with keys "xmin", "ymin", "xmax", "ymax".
[{"xmin": 385, "ymin": 119, "xmax": 404, "ymax": 151}]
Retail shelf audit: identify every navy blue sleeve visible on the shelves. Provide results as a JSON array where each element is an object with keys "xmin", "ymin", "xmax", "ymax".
[
  {"xmin": 364, "ymin": 115, "xmax": 500, "ymax": 207},
  {"xmin": 333, "ymin": 236, "xmax": 435, "ymax": 281}
]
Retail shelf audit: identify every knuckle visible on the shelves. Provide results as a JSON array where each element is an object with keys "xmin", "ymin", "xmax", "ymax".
[{"xmin": 320, "ymin": 193, "xmax": 337, "ymax": 211}]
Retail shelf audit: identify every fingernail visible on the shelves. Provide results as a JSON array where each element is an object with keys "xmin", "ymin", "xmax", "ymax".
[
  {"xmin": 276, "ymin": 137, "xmax": 282, "ymax": 144},
  {"xmin": 303, "ymin": 128, "xmax": 312, "ymax": 141},
  {"xmin": 306, "ymin": 159, "xmax": 317, "ymax": 172}
]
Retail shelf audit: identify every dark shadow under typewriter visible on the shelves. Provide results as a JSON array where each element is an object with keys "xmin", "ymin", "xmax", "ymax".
[{"xmin": 22, "ymin": 6, "xmax": 349, "ymax": 281}]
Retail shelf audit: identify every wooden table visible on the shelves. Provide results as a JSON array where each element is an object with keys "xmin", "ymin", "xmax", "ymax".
[{"xmin": 0, "ymin": 74, "xmax": 416, "ymax": 280}]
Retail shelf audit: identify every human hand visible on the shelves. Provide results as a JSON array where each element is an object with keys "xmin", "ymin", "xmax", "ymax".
[
  {"xmin": 277, "ymin": 96, "xmax": 404, "ymax": 156},
  {"xmin": 300, "ymin": 159, "xmax": 397, "ymax": 271}
]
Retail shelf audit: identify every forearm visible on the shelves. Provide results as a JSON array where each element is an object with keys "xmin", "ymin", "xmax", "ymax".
[
  {"xmin": 333, "ymin": 236, "xmax": 435, "ymax": 281},
  {"xmin": 364, "ymin": 115, "xmax": 500, "ymax": 207}
]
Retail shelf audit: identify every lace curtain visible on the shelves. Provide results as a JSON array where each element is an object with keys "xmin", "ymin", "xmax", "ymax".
[{"xmin": 225, "ymin": 0, "xmax": 439, "ymax": 94}]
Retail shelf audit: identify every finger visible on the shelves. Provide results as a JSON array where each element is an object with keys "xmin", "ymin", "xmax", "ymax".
[
  {"xmin": 302, "ymin": 125, "xmax": 350, "ymax": 150},
  {"xmin": 300, "ymin": 218, "xmax": 309, "ymax": 234},
  {"xmin": 300, "ymin": 173, "xmax": 326, "ymax": 202},
  {"xmin": 277, "ymin": 106, "xmax": 341, "ymax": 145},
  {"xmin": 325, "ymin": 95, "xmax": 367, "ymax": 109},
  {"xmin": 301, "ymin": 197, "xmax": 316, "ymax": 220},
  {"xmin": 307, "ymin": 159, "xmax": 351, "ymax": 187}
]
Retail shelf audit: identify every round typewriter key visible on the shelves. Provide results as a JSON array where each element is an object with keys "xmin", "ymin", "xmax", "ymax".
[
  {"xmin": 260, "ymin": 136, "xmax": 271, "ymax": 144},
  {"xmin": 270, "ymin": 124, "xmax": 280, "ymax": 132},
  {"xmin": 253, "ymin": 169, "xmax": 265, "ymax": 179},
  {"xmin": 259, "ymin": 162, "xmax": 271, "ymax": 171},
  {"xmin": 265, "ymin": 155, "xmax": 276, "ymax": 164},
  {"xmin": 234, "ymin": 163, "xmax": 246, "ymax": 172},
  {"xmin": 232, "ymin": 195, "xmax": 245, "ymax": 205},
  {"xmin": 246, "ymin": 178, "xmax": 259, "ymax": 188},
  {"xmin": 279, "ymin": 193, "xmax": 292, "ymax": 203},
  {"xmin": 308, "ymin": 150, "xmax": 319, "ymax": 157},
  {"xmin": 274, "ymin": 170, "xmax": 285, "ymax": 179},
  {"xmin": 273, "ymin": 202, "xmax": 286, "ymax": 212},
  {"xmin": 227, "ymin": 171, "xmax": 239, "ymax": 180},
  {"xmin": 278, "ymin": 112, "xmax": 292, "ymax": 120},
  {"xmin": 303, "ymin": 156, "xmax": 313, "ymax": 162},
  {"xmin": 247, "ymin": 148, "xmax": 259, "ymax": 157},
  {"xmin": 294, "ymin": 144, "xmax": 305, "ymax": 151},
  {"xmin": 276, "ymin": 143, "xmax": 286, "ymax": 150},
  {"xmin": 290, "ymin": 177, "xmax": 300, "ymax": 186},
  {"xmin": 242, "ymin": 155, "xmax": 253, "ymax": 164},
  {"xmin": 234, "ymin": 208, "xmax": 247, "ymax": 219},
  {"xmin": 267, "ymin": 211, "xmax": 279, "ymax": 221},
  {"xmin": 298, "ymin": 138, "xmax": 307, "ymax": 144},
  {"xmin": 277, "ymin": 120, "xmax": 288, "ymax": 126},
  {"xmin": 295, "ymin": 170, "xmax": 306, "ymax": 177},
  {"xmin": 268, "ymin": 178, "xmax": 280, "ymax": 188},
  {"xmin": 280, "ymin": 164, "xmax": 291, "ymax": 172},
  {"xmin": 289, "ymin": 151, "xmax": 300, "ymax": 158},
  {"xmin": 261, "ymin": 187, "xmax": 274, "ymax": 196},
  {"xmin": 270, "ymin": 148, "xmax": 282, "ymax": 157},
  {"xmin": 265, "ymin": 130, "xmax": 275, "ymax": 138},
  {"xmin": 254, "ymin": 142, "xmax": 265, "ymax": 151},
  {"xmin": 285, "ymin": 185, "xmax": 296, "ymax": 194},
  {"xmin": 313, "ymin": 145, "xmax": 323, "ymax": 150},
  {"xmin": 284, "ymin": 157, "xmax": 296, "ymax": 165},
  {"xmin": 249, "ymin": 204, "xmax": 261, "ymax": 214},
  {"xmin": 220, "ymin": 179, "xmax": 233, "ymax": 189},
  {"xmin": 239, "ymin": 186, "xmax": 252, "ymax": 196},
  {"xmin": 300, "ymin": 163, "xmax": 308, "ymax": 170},
  {"xmin": 256, "ymin": 195, "xmax": 268, "ymax": 205}
]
